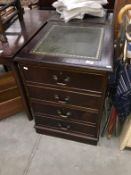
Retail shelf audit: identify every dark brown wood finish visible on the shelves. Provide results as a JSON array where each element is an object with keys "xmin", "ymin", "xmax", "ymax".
[
  {"xmin": 26, "ymin": 85, "xmax": 102, "ymax": 110},
  {"xmin": 0, "ymin": 10, "xmax": 55, "ymax": 66},
  {"xmin": 39, "ymin": 0, "xmax": 55, "ymax": 10},
  {"xmin": 35, "ymin": 125, "xmax": 98, "ymax": 145},
  {"xmin": 31, "ymin": 101, "xmax": 99, "ymax": 126},
  {"xmin": 14, "ymin": 13, "xmax": 113, "ymax": 144},
  {"xmin": 104, "ymin": 0, "xmax": 115, "ymax": 9},
  {"xmin": 15, "ymin": 18, "xmax": 113, "ymax": 72},
  {"xmin": 0, "ymin": 10, "xmax": 55, "ymax": 120},
  {"xmin": 35, "ymin": 116, "xmax": 97, "ymax": 137},
  {"xmin": 19, "ymin": 65, "xmax": 105, "ymax": 93}
]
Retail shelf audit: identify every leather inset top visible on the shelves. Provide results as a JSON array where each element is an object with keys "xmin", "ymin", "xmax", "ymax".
[{"xmin": 32, "ymin": 24, "xmax": 104, "ymax": 60}]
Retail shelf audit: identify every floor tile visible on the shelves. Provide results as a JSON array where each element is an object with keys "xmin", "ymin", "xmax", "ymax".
[
  {"xmin": 0, "ymin": 112, "xmax": 39, "ymax": 175},
  {"xmin": 26, "ymin": 134, "xmax": 131, "ymax": 175}
]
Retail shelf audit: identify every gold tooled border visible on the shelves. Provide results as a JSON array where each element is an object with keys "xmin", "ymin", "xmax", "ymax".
[{"xmin": 31, "ymin": 25, "xmax": 104, "ymax": 60}]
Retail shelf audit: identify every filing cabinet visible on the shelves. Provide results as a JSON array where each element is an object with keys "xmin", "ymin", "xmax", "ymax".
[{"xmin": 14, "ymin": 18, "xmax": 113, "ymax": 145}]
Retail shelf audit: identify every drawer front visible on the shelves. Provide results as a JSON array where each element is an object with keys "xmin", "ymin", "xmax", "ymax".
[
  {"xmin": 20, "ymin": 65, "xmax": 105, "ymax": 93},
  {"xmin": 27, "ymin": 85, "xmax": 102, "ymax": 110},
  {"xmin": 35, "ymin": 116, "xmax": 97, "ymax": 137},
  {"xmin": 31, "ymin": 101, "xmax": 98, "ymax": 125},
  {"xmin": 0, "ymin": 87, "xmax": 20, "ymax": 102}
]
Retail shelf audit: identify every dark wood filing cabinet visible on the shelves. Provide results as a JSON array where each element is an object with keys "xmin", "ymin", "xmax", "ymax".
[
  {"xmin": 14, "ymin": 15, "xmax": 113, "ymax": 145},
  {"xmin": 39, "ymin": 0, "xmax": 55, "ymax": 10}
]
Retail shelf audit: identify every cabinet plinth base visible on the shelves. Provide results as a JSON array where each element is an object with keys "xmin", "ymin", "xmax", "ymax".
[{"xmin": 35, "ymin": 125, "xmax": 98, "ymax": 145}]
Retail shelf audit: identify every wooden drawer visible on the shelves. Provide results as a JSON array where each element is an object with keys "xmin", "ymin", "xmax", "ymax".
[
  {"xmin": 27, "ymin": 85, "xmax": 102, "ymax": 110},
  {"xmin": 0, "ymin": 87, "xmax": 20, "ymax": 102},
  {"xmin": 35, "ymin": 116, "xmax": 97, "ymax": 137},
  {"xmin": 0, "ymin": 71, "xmax": 23, "ymax": 120},
  {"xmin": 0, "ymin": 97, "xmax": 23, "ymax": 120},
  {"xmin": 0, "ymin": 71, "xmax": 17, "ymax": 92},
  {"xmin": 19, "ymin": 65, "xmax": 105, "ymax": 93},
  {"xmin": 31, "ymin": 101, "xmax": 98, "ymax": 125}
]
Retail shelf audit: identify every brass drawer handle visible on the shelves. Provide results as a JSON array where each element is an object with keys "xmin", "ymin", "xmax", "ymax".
[
  {"xmin": 52, "ymin": 75, "xmax": 58, "ymax": 81},
  {"xmin": 56, "ymin": 82, "xmax": 67, "ymax": 86},
  {"xmin": 52, "ymin": 74, "xmax": 70, "ymax": 86},
  {"xmin": 23, "ymin": 66, "xmax": 28, "ymax": 70},
  {"xmin": 64, "ymin": 76, "xmax": 70, "ymax": 83},
  {"xmin": 57, "ymin": 110, "xmax": 71, "ymax": 118},
  {"xmin": 54, "ymin": 94, "xmax": 70, "ymax": 104},
  {"xmin": 59, "ymin": 114, "xmax": 68, "ymax": 118},
  {"xmin": 58, "ymin": 123, "xmax": 70, "ymax": 131}
]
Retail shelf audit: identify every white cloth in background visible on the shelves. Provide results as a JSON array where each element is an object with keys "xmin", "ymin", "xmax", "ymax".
[{"xmin": 52, "ymin": 0, "xmax": 108, "ymax": 22}]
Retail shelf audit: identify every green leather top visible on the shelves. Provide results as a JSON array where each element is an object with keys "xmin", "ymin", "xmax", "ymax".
[{"xmin": 32, "ymin": 24, "xmax": 104, "ymax": 60}]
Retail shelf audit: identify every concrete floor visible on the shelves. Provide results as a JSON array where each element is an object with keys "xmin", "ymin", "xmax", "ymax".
[{"xmin": 0, "ymin": 112, "xmax": 131, "ymax": 175}]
